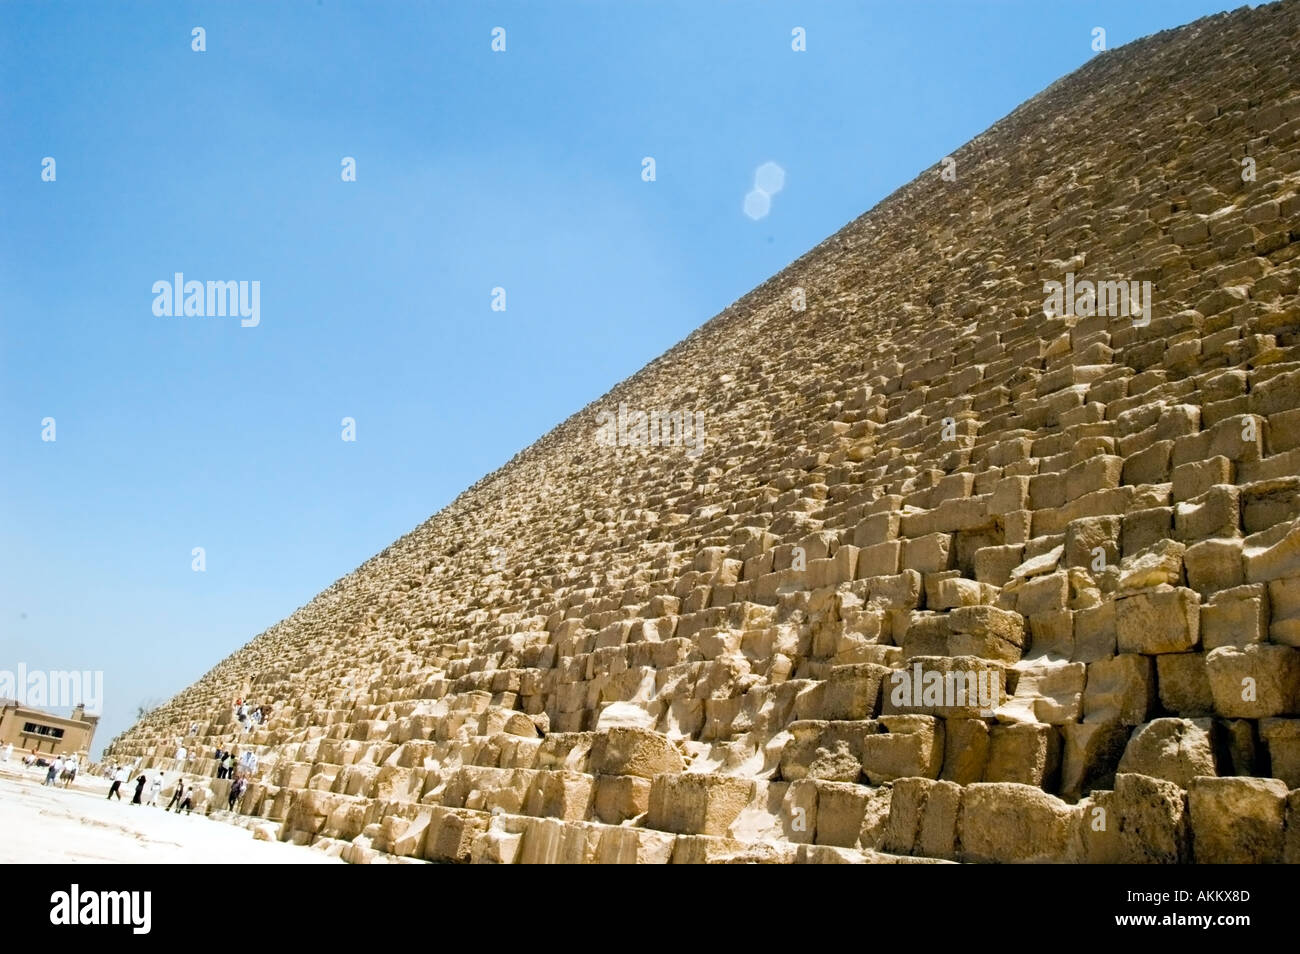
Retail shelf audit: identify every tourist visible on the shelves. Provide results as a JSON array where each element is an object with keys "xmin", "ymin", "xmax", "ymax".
[
  {"xmin": 107, "ymin": 764, "xmax": 127, "ymax": 800},
  {"xmin": 62, "ymin": 753, "xmax": 79, "ymax": 787},
  {"xmin": 147, "ymin": 773, "xmax": 163, "ymax": 806},
  {"xmin": 165, "ymin": 777, "xmax": 185, "ymax": 811},
  {"xmin": 176, "ymin": 783, "xmax": 194, "ymax": 815},
  {"xmin": 45, "ymin": 755, "xmax": 63, "ymax": 786},
  {"xmin": 131, "ymin": 772, "xmax": 147, "ymax": 804},
  {"xmin": 1, "ymin": 741, "xmax": 12, "ymax": 762},
  {"xmin": 228, "ymin": 775, "xmax": 245, "ymax": 811},
  {"xmin": 220, "ymin": 752, "xmax": 233, "ymax": 779}
]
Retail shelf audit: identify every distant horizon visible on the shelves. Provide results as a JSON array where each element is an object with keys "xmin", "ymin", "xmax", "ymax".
[{"xmin": 1, "ymin": 1, "xmax": 1246, "ymax": 757}]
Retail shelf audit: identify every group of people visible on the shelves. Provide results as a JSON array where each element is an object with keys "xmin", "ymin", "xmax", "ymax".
[
  {"xmin": 105, "ymin": 766, "xmax": 172, "ymax": 807},
  {"xmin": 104, "ymin": 766, "xmax": 240, "ymax": 814},
  {"xmin": 41, "ymin": 753, "xmax": 80, "ymax": 787},
  {"xmin": 234, "ymin": 697, "xmax": 270, "ymax": 734},
  {"xmin": 11, "ymin": 748, "xmax": 81, "ymax": 787}
]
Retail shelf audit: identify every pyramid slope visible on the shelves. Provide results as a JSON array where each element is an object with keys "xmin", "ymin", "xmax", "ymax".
[{"xmin": 108, "ymin": 1, "xmax": 1300, "ymax": 863}]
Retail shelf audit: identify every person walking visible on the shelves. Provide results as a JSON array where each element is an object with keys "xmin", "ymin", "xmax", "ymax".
[
  {"xmin": 227, "ymin": 775, "xmax": 245, "ymax": 812},
  {"xmin": 165, "ymin": 777, "xmax": 185, "ymax": 811},
  {"xmin": 2, "ymin": 742, "xmax": 12, "ymax": 762},
  {"xmin": 45, "ymin": 755, "xmax": 63, "ymax": 786},
  {"xmin": 176, "ymin": 784, "xmax": 194, "ymax": 815},
  {"xmin": 147, "ymin": 773, "xmax": 163, "ymax": 807},
  {"xmin": 131, "ymin": 772, "xmax": 147, "ymax": 805},
  {"xmin": 107, "ymin": 765, "xmax": 127, "ymax": 800}
]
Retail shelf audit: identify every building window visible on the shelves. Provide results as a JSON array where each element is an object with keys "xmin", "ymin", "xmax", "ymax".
[{"xmin": 21, "ymin": 722, "xmax": 65, "ymax": 740}]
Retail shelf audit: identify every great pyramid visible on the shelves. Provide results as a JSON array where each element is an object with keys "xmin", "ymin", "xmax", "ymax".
[{"xmin": 106, "ymin": 2, "xmax": 1300, "ymax": 863}]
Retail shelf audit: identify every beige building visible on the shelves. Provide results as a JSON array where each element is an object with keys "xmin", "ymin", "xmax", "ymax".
[{"xmin": 0, "ymin": 701, "xmax": 98, "ymax": 757}]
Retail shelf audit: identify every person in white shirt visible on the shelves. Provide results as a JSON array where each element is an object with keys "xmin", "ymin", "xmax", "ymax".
[
  {"xmin": 107, "ymin": 765, "xmax": 127, "ymax": 800},
  {"xmin": 147, "ymin": 774, "xmax": 163, "ymax": 806},
  {"xmin": 45, "ymin": 756, "xmax": 63, "ymax": 786},
  {"xmin": 2, "ymin": 742, "xmax": 12, "ymax": 762},
  {"xmin": 62, "ymin": 754, "xmax": 79, "ymax": 787}
]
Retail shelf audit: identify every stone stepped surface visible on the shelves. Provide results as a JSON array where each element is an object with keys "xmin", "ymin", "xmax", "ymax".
[{"xmin": 105, "ymin": 1, "xmax": 1300, "ymax": 863}]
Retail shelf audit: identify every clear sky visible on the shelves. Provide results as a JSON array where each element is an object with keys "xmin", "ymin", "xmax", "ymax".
[{"xmin": 0, "ymin": 1, "xmax": 1241, "ymax": 755}]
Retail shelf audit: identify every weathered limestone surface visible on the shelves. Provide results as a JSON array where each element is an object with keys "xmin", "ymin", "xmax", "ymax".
[{"xmin": 105, "ymin": 3, "xmax": 1300, "ymax": 862}]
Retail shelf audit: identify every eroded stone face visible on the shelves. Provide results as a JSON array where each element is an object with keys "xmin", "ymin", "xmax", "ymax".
[{"xmin": 103, "ymin": 2, "xmax": 1300, "ymax": 863}]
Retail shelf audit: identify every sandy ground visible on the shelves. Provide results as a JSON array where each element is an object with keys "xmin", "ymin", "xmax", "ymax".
[{"xmin": 0, "ymin": 762, "xmax": 340, "ymax": 864}]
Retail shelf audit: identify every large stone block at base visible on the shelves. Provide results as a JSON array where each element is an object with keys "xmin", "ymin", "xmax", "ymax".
[
  {"xmin": 957, "ymin": 783, "xmax": 1078, "ymax": 863},
  {"xmin": 1187, "ymin": 776, "xmax": 1288, "ymax": 863},
  {"xmin": 647, "ymin": 773, "xmax": 755, "ymax": 836},
  {"xmin": 1079, "ymin": 773, "xmax": 1189, "ymax": 863}
]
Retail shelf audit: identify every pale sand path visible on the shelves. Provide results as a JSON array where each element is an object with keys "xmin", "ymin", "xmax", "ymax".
[{"xmin": 0, "ymin": 763, "xmax": 339, "ymax": 864}]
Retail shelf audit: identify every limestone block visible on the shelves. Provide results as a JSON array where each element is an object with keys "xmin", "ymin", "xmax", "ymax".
[
  {"xmin": 1118, "ymin": 538, "xmax": 1184, "ymax": 588},
  {"xmin": 901, "ymin": 532, "xmax": 955, "ymax": 573},
  {"xmin": 1201, "ymin": 585, "xmax": 1268, "ymax": 649},
  {"xmin": 881, "ymin": 656, "xmax": 1005, "ymax": 719},
  {"xmin": 1016, "ymin": 571, "xmax": 1069, "ymax": 618},
  {"xmin": 1064, "ymin": 515, "xmax": 1121, "ymax": 569},
  {"xmin": 973, "ymin": 544, "xmax": 1024, "ymax": 587},
  {"xmin": 593, "ymin": 774, "xmax": 652, "ymax": 824},
  {"xmin": 859, "ymin": 714, "xmax": 943, "ymax": 784},
  {"xmin": 856, "ymin": 541, "xmax": 901, "ymax": 577},
  {"xmin": 813, "ymin": 781, "xmax": 873, "ymax": 849},
  {"xmin": 1084, "ymin": 654, "xmax": 1154, "ymax": 725},
  {"xmin": 957, "ymin": 783, "xmax": 1078, "ymax": 863},
  {"xmin": 1171, "ymin": 456, "xmax": 1233, "ymax": 502},
  {"xmin": 881, "ymin": 777, "xmax": 961, "ymax": 860},
  {"xmin": 1182, "ymin": 537, "xmax": 1244, "ymax": 595},
  {"xmin": 646, "ymin": 773, "xmax": 755, "ymax": 836},
  {"xmin": 1244, "ymin": 517, "xmax": 1300, "ymax": 583},
  {"xmin": 984, "ymin": 723, "xmax": 1059, "ymax": 787},
  {"xmin": 1116, "ymin": 718, "xmax": 1217, "ymax": 788},
  {"xmin": 1079, "ymin": 774, "xmax": 1189, "ymax": 863},
  {"xmin": 1259, "ymin": 719, "xmax": 1300, "ymax": 788},
  {"xmin": 1072, "ymin": 601, "xmax": 1116, "ymax": 662},
  {"xmin": 1060, "ymin": 721, "xmax": 1130, "ymax": 801},
  {"xmin": 900, "ymin": 612, "xmax": 951, "ymax": 659},
  {"xmin": 1187, "ymin": 776, "xmax": 1288, "ymax": 863},
  {"xmin": 424, "ymin": 807, "xmax": 490, "ymax": 863},
  {"xmin": 947, "ymin": 605, "xmax": 1026, "ymax": 663},
  {"xmin": 940, "ymin": 717, "xmax": 990, "ymax": 785},
  {"xmin": 819, "ymin": 663, "xmax": 890, "ymax": 720},
  {"xmin": 1206, "ymin": 644, "xmax": 1300, "ymax": 718},
  {"xmin": 1115, "ymin": 586, "xmax": 1200, "ymax": 654},
  {"xmin": 589, "ymin": 727, "xmax": 684, "ymax": 779},
  {"xmin": 523, "ymin": 770, "xmax": 595, "ymax": 821}
]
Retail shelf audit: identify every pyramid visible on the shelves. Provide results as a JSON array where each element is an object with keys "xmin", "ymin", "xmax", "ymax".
[{"xmin": 106, "ymin": 2, "xmax": 1300, "ymax": 863}]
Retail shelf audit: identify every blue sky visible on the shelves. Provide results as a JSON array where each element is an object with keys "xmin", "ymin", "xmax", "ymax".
[{"xmin": 0, "ymin": 1, "xmax": 1239, "ymax": 755}]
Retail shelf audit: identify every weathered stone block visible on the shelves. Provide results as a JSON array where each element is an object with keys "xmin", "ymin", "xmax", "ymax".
[
  {"xmin": 1187, "ymin": 776, "xmax": 1288, "ymax": 863},
  {"xmin": 1115, "ymin": 586, "xmax": 1200, "ymax": 654}
]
